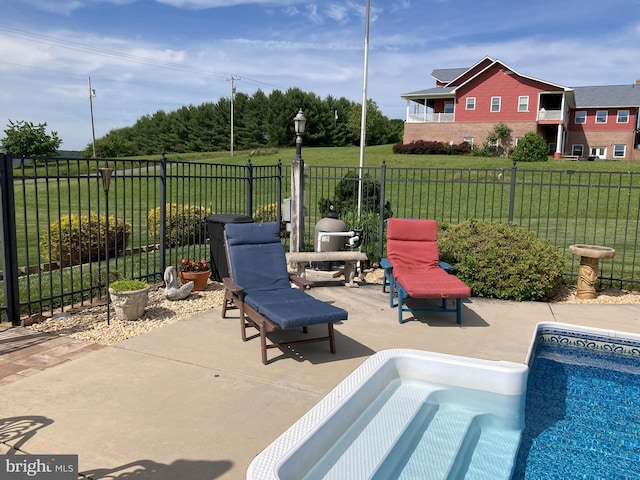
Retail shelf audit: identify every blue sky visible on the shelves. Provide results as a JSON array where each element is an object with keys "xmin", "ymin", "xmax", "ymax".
[{"xmin": 1, "ymin": 0, "xmax": 639, "ymax": 151}]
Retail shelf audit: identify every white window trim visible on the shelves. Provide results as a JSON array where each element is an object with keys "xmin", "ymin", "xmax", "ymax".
[
  {"xmin": 595, "ymin": 110, "xmax": 608, "ymax": 124},
  {"xmin": 575, "ymin": 111, "xmax": 586, "ymax": 124},
  {"xmin": 463, "ymin": 137, "xmax": 474, "ymax": 146},
  {"xmin": 491, "ymin": 96, "xmax": 501, "ymax": 112},
  {"xmin": 466, "ymin": 97, "xmax": 476, "ymax": 110},
  {"xmin": 518, "ymin": 96, "xmax": 529, "ymax": 112},
  {"xmin": 613, "ymin": 144, "xmax": 626, "ymax": 158},
  {"xmin": 617, "ymin": 110, "xmax": 629, "ymax": 123}
]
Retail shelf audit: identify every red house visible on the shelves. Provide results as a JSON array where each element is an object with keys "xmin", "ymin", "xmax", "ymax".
[{"xmin": 401, "ymin": 56, "xmax": 640, "ymax": 160}]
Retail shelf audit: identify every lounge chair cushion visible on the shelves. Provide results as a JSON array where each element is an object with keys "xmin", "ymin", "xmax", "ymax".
[
  {"xmin": 387, "ymin": 218, "xmax": 471, "ymax": 299},
  {"xmin": 225, "ymin": 222, "xmax": 292, "ymax": 292},
  {"xmin": 225, "ymin": 222, "xmax": 348, "ymax": 330},
  {"xmin": 244, "ymin": 288, "xmax": 347, "ymax": 329}
]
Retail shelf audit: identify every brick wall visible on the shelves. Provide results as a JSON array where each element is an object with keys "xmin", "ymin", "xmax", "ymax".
[
  {"xmin": 566, "ymin": 130, "xmax": 636, "ymax": 160},
  {"xmin": 403, "ymin": 121, "xmax": 538, "ymax": 147}
]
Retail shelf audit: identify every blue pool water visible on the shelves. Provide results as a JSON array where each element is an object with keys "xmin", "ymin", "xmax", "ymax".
[{"xmin": 512, "ymin": 340, "xmax": 640, "ymax": 479}]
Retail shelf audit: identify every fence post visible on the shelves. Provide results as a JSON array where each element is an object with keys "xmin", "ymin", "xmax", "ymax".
[
  {"xmin": 290, "ymin": 158, "xmax": 304, "ymax": 252},
  {"xmin": 246, "ymin": 159, "xmax": 253, "ymax": 217},
  {"xmin": 378, "ymin": 160, "xmax": 387, "ymax": 261},
  {"xmin": 0, "ymin": 148, "xmax": 21, "ymax": 324},
  {"xmin": 276, "ymin": 160, "xmax": 282, "ymax": 225},
  {"xmin": 508, "ymin": 161, "xmax": 517, "ymax": 224},
  {"xmin": 159, "ymin": 152, "xmax": 167, "ymax": 275}
]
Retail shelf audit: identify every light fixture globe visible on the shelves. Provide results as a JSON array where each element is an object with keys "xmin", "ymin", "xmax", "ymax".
[{"xmin": 294, "ymin": 108, "xmax": 306, "ymax": 135}]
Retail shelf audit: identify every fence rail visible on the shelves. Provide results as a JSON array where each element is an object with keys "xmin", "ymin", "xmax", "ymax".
[{"xmin": 1, "ymin": 151, "xmax": 638, "ymax": 324}]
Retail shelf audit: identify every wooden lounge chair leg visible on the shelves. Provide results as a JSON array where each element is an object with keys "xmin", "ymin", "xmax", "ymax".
[
  {"xmin": 456, "ymin": 298, "xmax": 463, "ymax": 325},
  {"xmin": 260, "ymin": 323, "xmax": 268, "ymax": 365},
  {"xmin": 398, "ymin": 294, "xmax": 404, "ymax": 324},
  {"xmin": 240, "ymin": 305, "xmax": 248, "ymax": 342},
  {"xmin": 328, "ymin": 323, "xmax": 336, "ymax": 354}
]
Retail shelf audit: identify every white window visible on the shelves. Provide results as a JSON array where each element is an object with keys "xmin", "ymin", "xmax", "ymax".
[
  {"xmin": 515, "ymin": 137, "xmax": 522, "ymax": 146},
  {"xmin": 466, "ymin": 97, "xmax": 476, "ymax": 110},
  {"xmin": 518, "ymin": 96, "xmax": 529, "ymax": 112},
  {"xmin": 572, "ymin": 145, "xmax": 584, "ymax": 157},
  {"xmin": 444, "ymin": 101, "xmax": 454, "ymax": 114},
  {"xmin": 575, "ymin": 111, "xmax": 586, "ymax": 124},
  {"xmin": 463, "ymin": 137, "xmax": 474, "ymax": 146},
  {"xmin": 596, "ymin": 110, "xmax": 607, "ymax": 124},
  {"xmin": 617, "ymin": 110, "xmax": 629, "ymax": 123},
  {"xmin": 491, "ymin": 97, "xmax": 501, "ymax": 112},
  {"xmin": 613, "ymin": 144, "xmax": 626, "ymax": 158}
]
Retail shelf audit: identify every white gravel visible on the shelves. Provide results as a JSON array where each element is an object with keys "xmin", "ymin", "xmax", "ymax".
[{"xmin": 27, "ymin": 269, "xmax": 640, "ymax": 346}]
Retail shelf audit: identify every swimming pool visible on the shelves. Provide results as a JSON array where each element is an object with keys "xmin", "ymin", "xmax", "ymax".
[
  {"xmin": 247, "ymin": 324, "xmax": 640, "ymax": 479},
  {"xmin": 514, "ymin": 322, "xmax": 640, "ymax": 478},
  {"xmin": 247, "ymin": 349, "xmax": 528, "ymax": 479}
]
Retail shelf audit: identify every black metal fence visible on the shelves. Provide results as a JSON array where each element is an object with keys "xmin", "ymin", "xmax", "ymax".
[{"xmin": 1, "ymin": 151, "xmax": 638, "ymax": 324}]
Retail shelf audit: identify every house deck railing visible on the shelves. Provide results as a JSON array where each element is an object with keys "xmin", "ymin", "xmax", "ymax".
[{"xmin": 406, "ymin": 112, "xmax": 455, "ymax": 123}]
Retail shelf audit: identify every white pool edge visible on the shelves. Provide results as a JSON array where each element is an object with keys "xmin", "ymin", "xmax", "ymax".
[{"xmin": 246, "ymin": 348, "xmax": 528, "ymax": 480}]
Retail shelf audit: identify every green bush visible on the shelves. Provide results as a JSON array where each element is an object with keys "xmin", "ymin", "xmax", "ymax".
[
  {"xmin": 319, "ymin": 170, "xmax": 392, "ymax": 218},
  {"xmin": 41, "ymin": 212, "xmax": 131, "ymax": 266},
  {"xmin": 147, "ymin": 204, "xmax": 211, "ymax": 247},
  {"xmin": 510, "ymin": 131, "xmax": 549, "ymax": 162},
  {"xmin": 438, "ymin": 220, "xmax": 563, "ymax": 301},
  {"xmin": 253, "ymin": 202, "xmax": 286, "ymax": 236}
]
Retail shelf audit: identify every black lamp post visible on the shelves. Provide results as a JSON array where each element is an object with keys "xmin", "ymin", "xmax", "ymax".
[
  {"xmin": 98, "ymin": 165, "xmax": 113, "ymax": 325},
  {"xmin": 293, "ymin": 108, "xmax": 306, "ymax": 161}
]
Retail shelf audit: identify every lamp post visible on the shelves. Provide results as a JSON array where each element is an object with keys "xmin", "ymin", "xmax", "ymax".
[
  {"xmin": 290, "ymin": 109, "xmax": 307, "ymax": 253},
  {"xmin": 99, "ymin": 165, "xmax": 113, "ymax": 324}
]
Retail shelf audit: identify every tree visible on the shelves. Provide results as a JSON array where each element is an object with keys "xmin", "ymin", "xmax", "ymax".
[
  {"xmin": 511, "ymin": 131, "xmax": 549, "ymax": 162},
  {"xmin": 2, "ymin": 120, "xmax": 62, "ymax": 157},
  {"xmin": 486, "ymin": 122, "xmax": 512, "ymax": 154}
]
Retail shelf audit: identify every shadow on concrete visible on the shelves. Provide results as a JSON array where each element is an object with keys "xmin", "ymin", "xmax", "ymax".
[
  {"xmin": 401, "ymin": 299, "xmax": 490, "ymax": 327},
  {"xmin": 0, "ymin": 415, "xmax": 54, "ymax": 452},
  {"xmin": 80, "ymin": 459, "xmax": 233, "ymax": 479}
]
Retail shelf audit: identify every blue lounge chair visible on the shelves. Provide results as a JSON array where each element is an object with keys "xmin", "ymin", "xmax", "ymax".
[{"xmin": 222, "ymin": 222, "xmax": 348, "ymax": 364}]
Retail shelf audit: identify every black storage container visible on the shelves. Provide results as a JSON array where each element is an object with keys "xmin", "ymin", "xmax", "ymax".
[{"xmin": 207, "ymin": 214, "xmax": 254, "ymax": 281}]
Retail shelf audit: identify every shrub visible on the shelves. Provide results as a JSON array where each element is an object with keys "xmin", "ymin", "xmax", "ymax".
[
  {"xmin": 438, "ymin": 219, "xmax": 563, "ymax": 301},
  {"xmin": 147, "ymin": 204, "xmax": 211, "ymax": 247},
  {"xmin": 318, "ymin": 170, "xmax": 392, "ymax": 219},
  {"xmin": 393, "ymin": 140, "xmax": 470, "ymax": 155},
  {"xmin": 253, "ymin": 202, "xmax": 281, "ymax": 223},
  {"xmin": 511, "ymin": 131, "xmax": 549, "ymax": 162},
  {"xmin": 41, "ymin": 212, "xmax": 131, "ymax": 266}
]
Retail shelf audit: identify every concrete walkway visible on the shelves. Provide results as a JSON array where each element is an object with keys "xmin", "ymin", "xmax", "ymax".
[{"xmin": 0, "ymin": 283, "xmax": 638, "ymax": 479}]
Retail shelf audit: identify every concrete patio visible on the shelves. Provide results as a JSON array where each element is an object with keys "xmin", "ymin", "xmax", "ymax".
[{"xmin": 0, "ymin": 282, "xmax": 639, "ymax": 479}]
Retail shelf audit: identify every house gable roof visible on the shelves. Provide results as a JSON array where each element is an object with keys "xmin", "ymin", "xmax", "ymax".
[{"xmin": 431, "ymin": 68, "xmax": 468, "ymax": 84}]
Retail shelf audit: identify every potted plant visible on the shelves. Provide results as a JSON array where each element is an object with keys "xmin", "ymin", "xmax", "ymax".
[
  {"xmin": 178, "ymin": 258, "xmax": 211, "ymax": 291},
  {"xmin": 109, "ymin": 279, "xmax": 150, "ymax": 321}
]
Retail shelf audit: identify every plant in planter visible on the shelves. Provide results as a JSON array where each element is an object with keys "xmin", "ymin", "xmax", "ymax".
[
  {"xmin": 109, "ymin": 279, "xmax": 150, "ymax": 321},
  {"xmin": 178, "ymin": 258, "xmax": 211, "ymax": 291}
]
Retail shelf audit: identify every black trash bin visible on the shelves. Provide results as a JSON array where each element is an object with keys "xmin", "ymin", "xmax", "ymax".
[{"xmin": 207, "ymin": 214, "xmax": 254, "ymax": 281}]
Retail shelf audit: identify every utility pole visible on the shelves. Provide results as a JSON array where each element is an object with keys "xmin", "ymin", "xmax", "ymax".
[
  {"xmin": 226, "ymin": 76, "xmax": 241, "ymax": 156},
  {"xmin": 88, "ymin": 77, "xmax": 97, "ymax": 158}
]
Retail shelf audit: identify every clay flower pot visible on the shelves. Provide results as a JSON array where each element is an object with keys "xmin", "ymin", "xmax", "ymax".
[{"xmin": 179, "ymin": 270, "xmax": 210, "ymax": 291}]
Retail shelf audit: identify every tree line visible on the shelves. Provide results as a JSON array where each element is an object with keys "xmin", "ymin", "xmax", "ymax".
[{"xmin": 85, "ymin": 87, "xmax": 404, "ymax": 157}]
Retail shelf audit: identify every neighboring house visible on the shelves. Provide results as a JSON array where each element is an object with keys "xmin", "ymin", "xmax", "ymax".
[{"xmin": 401, "ymin": 56, "xmax": 640, "ymax": 160}]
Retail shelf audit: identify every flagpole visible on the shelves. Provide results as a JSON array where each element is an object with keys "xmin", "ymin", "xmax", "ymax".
[{"xmin": 357, "ymin": 0, "xmax": 370, "ymax": 219}]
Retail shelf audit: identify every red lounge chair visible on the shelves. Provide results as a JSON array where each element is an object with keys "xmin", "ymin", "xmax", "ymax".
[{"xmin": 385, "ymin": 218, "xmax": 471, "ymax": 324}]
